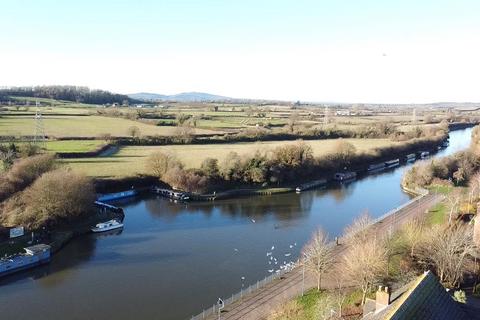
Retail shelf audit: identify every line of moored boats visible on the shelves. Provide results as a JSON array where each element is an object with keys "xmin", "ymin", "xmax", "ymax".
[{"xmin": 295, "ymin": 142, "xmax": 449, "ymax": 192}]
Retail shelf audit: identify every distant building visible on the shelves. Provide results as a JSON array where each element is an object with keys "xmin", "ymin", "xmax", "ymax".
[{"xmin": 335, "ymin": 110, "xmax": 351, "ymax": 116}]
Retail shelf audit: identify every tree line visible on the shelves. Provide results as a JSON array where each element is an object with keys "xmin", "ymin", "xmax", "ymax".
[
  {"xmin": 147, "ymin": 134, "xmax": 446, "ymax": 194},
  {"xmin": 403, "ymin": 125, "xmax": 480, "ymax": 188},
  {"xmin": 0, "ymin": 86, "xmax": 136, "ymax": 105}
]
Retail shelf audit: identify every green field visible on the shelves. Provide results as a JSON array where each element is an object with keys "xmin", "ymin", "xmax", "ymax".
[
  {"xmin": 44, "ymin": 140, "xmax": 106, "ymax": 153},
  {"xmin": 63, "ymin": 138, "xmax": 400, "ymax": 178},
  {"xmin": 0, "ymin": 115, "xmax": 219, "ymax": 137}
]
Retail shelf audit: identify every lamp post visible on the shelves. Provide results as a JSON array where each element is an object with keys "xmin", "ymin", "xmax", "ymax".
[
  {"xmin": 240, "ymin": 276, "xmax": 245, "ymax": 298},
  {"xmin": 217, "ymin": 298, "xmax": 224, "ymax": 320},
  {"xmin": 302, "ymin": 255, "xmax": 306, "ymax": 296}
]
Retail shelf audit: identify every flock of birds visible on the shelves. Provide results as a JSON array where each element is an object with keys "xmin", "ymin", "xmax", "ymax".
[
  {"xmin": 266, "ymin": 243, "xmax": 297, "ymax": 274},
  {"xmin": 233, "ymin": 217, "xmax": 299, "ymax": 286}
]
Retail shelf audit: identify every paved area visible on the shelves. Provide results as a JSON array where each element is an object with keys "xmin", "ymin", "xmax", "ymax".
[{"xmin": 205, "ymin": 193, "xmax": 443, "ymax": 320}]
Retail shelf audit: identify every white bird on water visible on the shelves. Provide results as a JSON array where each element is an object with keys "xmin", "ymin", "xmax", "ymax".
[
  {"xmin": 266, "ymin": 252, "xmax": 272, "ymax": 256},
  {"xmin": 268, "ymin": 269, "xmax": 274, "ymax": 273},
  {"xmin": 251, "ymin": 219, "xmax": 256, "ymax": 223},
  {"xmin": 271, "ymin": 246, "xmax": 275, "ymax": 250},
  {"xmin": 289, "ymin": 245, "xmax": 293, "ymax": 249},
  {"xmin": 234, "ymin": 248, "xmax": 239, "ymax": 252},
  {"xmin": 285, "ymin": 253, "xmax": 291, "ymax": 257}
]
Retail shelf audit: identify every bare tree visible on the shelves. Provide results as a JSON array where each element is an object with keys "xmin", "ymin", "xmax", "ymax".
[
  {"xmin": 315, "ymin": 294, "xmax": 335, "ymax": 320},
  {"xmin": 333, "ymin": 139, "xmax": 356, "ymax": 166},
  {"xmin": 332, "ymin": 276, "xmax": 347, "ymax": 318},
  {"xmin": 146, "ymin": 151, "xmax": 183, "ymax": 179},
  {"xmin": 469, "ymin": 172, "xmax": 480, "ymax": 200},
  {"xmin": 127, "ymin": 126, "xmax": 140, "ymax": 138},
  {"xmin": 343, "ymin": 210, "xmax": 373, "ymax": 245},
  {"xmin": 402, "ymin": 217, "xmax": 426, "ymax": 257},
  {"xmin": 174, "ymin": 124, "xmax": 194, "ymax": 143},
  {"xmin": 445, "ymin": 190, "xmax": 462, "ymax": 225},
  {"xmin": 418, "ymin": 225, "xmax": 475, "ymax": 288},
  {"xmin": 302, "ymin": 228, "xmax": 334, "ymax": 291},
  {"xmin": 342, "ymin": 238, "xmax": 388, "ymax": 305}
]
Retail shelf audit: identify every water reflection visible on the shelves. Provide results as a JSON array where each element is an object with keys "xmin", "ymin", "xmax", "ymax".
[
  {"xmin": 144, "ymin": 191, "xmax": 314, "ymax": 222},
  {"xmin": 0, "ymin": 233, "xmax": 99, "ymax": 289}
]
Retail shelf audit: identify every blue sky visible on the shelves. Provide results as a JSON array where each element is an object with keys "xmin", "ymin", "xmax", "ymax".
[{"xmin": 1, "ymin": 0, "xmax": 480, "ymax": 102}]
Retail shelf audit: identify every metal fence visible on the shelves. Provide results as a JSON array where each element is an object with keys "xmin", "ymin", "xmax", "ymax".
[
  {"xmin": 371, "ymin": 187, "xmax": 428, "ymax": 227},
  {"xmin": 190, "ymin": 187, "xmax": 431, "ymax": 320},
  {"xmin": 190, "ymin": 264, "xmax": 295, "ymax": 320}
]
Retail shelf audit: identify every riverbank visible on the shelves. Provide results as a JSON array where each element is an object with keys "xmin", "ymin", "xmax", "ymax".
[
  {"xmin": 93, "ymin": 133, "xmax": 448, "ymax": 198},
  {"xmin": 0, "ymin": 203, "xmax": 124, "ymax": 257},
  {"xmin": 196, "ymin": 192, "xmax": 444, "ymax": 320}
]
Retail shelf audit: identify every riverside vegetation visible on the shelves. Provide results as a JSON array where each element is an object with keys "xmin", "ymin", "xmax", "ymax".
[
  {"xmin": 268, "ymin": 126, "xmax": 480, "ymax": 320},
  {"xmin": 0, "ymin": 153, "xmax": 95, "ymax": 229}
]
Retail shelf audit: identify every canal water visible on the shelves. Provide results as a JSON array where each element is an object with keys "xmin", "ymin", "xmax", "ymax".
[{"xmin": 0, "ymin": 128, "xmax": 473, "ymax": 320}]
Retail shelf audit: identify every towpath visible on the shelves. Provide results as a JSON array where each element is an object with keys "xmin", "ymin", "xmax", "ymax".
[{"xmin": 203, "ymin": 193, "xmax": 443, "ymax": 320}]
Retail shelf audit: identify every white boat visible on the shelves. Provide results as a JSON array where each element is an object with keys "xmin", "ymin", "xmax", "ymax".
[
  {"xmin": 295, "ymin": 179, "xmax": 327, "ymax": 192},
  {"xmin": 420, "ymin": 151, "xmax": 430, "ymax": 159},
  {"xmin": 406, "ymin": 153, "xmax": 416, "ymax": 162},
  {"xmin": 385, "ymin": 159, "xmax": 400, "ymax": 168},
  {"xmin": 91, "ymin": 219, "xmax": 124, "ymax": 233}
]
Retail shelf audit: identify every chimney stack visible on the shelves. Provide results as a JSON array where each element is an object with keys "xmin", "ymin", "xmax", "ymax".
[{"xmin": 376, "ymin": 285, "xmax": 391, "ymax": 308}]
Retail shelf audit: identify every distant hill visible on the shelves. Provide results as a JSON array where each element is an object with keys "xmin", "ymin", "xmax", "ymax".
[{"xmin": 129, "ymin": 92, "xmax": 232, "ymax": 102}]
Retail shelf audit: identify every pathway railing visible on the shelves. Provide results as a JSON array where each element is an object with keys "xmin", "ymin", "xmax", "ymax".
[
  {"xmin": 190, "ymin": 265, "xmax": 295, "ymax": 320},
  {"xmin": 190, "ymin": 187, "xmax": 433, "ymax": 320}
]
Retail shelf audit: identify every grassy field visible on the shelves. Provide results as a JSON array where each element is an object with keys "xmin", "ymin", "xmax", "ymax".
[
  {"xmin": 63, "ymin": 138, "xmax": 400, "ymax": 178},
  {"xmin": 0, "ymin": 115, "xmax": 219, "ymax": 137},
  {"xmin": 44, "ymin": 140, "xmax": 106, "ymax": 152}
]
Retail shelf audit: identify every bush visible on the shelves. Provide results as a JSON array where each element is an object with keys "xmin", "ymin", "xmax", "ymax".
[
  {"xmin": 0, "ymin": 153, "xmax": 57, "ymax": 201},
  {"xmin": 1, "ymin": 168, "xmax": 95, "ymax": 228},
  {"xmin": 163, "ymin": 167, "xmax": 208, "ymax": 193},
  {"xmin": 146, "ymin": 151, "xmax": 183, "ymax": 179}
]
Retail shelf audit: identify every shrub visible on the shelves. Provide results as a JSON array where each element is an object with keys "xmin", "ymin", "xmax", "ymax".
[
  {"xmin": 1, "ymin": 168, "xmax": 95, "ymax": 228},
  {"xmin": 146, "ymin": 151, "xmax": 183, "ymax": 179},
  {"xmin": 0, "ymin": 153, "xmax": 57, "ymax": 201}
]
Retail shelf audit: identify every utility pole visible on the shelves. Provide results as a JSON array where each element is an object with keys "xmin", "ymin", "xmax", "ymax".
[{"xmin": 34, "ymin": 100, "xmax": 46, "ymax": 148}]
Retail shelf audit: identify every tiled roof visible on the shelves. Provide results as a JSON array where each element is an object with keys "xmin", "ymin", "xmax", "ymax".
[{"xmin": 364, "ymin": 271, "xmax": 470, "ymax": 320}]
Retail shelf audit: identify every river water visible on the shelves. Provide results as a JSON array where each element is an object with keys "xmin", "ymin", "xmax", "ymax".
[{"xmin": 0, "ymin": 128, "xmax": 473, "ymax": 320}]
